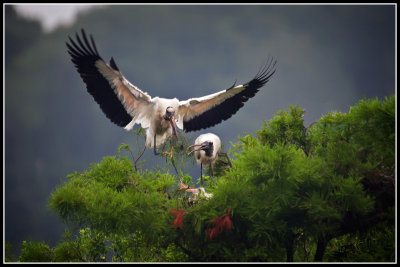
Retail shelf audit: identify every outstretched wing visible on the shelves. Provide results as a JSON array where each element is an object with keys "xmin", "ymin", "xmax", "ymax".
[
  {"xmin": 177, "ymin": 58, "xmax": 277, "ymax": 132},
  {"xmin": 66, "ymin": 29, "xmax": 153, "ymax": 130}
]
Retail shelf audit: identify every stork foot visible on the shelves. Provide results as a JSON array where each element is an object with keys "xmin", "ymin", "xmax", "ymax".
[{"xmin": 161, "ymin": 146, "xmax": 174, "ymax": 158}]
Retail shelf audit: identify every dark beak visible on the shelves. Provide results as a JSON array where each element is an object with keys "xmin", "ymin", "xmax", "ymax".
[
  {"xmin": 187, "ymin": 142, "xmax": 208, "ymax": 155},
  {"xmin": 200, "ymin": 143, "xmax": 209, "ymax": 151},
  {"xmin": 187, "ymin": 143, "xmax": 202, "ymax": 155}
]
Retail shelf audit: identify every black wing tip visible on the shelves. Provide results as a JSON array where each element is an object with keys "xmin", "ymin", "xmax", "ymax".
[
  {"xmin": 245, "ymin": 57, "xmax": 277, "ymax": 89},
  {"xmin": 66, "ymin": 29, "xmax": 132, "ymax": 128},
  {"xmin": 183, "ymin": 59, "xmax": 278, "ymax": 132},
  {"xmin": 66, "ymin": 28, "xmax": 100, "ymax": 58},
  {"xmin": 109, "ymin": 57, "xmax": 119, "ymax": 71},
  {"xmin": 225, "ymin": 80, "xmax": 237, "ymax": 91},
  {"xmin": 255, "ymin": 57, "xmax": 277, "ymax": 81}
]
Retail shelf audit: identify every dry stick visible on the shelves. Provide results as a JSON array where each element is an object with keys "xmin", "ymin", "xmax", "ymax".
[
  {"xmin": 134, "ymin": 146, "xmax": 147, "ymax": 171},
  {"xmin": 170, "ymin": 149, "xmax": 179, "ymax": 175},
  {"xmin": 127, "ymin": 147, "xmax": 136, "ymax": 165}
]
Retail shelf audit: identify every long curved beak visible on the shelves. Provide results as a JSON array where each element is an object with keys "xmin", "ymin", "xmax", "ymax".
[
  {"xmin": 187, "ymin": 143, "xmax": 205, "ymax": 155},
  {"xmin": 170, "ymin": 116, "xmax": 178, "ymax": 137}
]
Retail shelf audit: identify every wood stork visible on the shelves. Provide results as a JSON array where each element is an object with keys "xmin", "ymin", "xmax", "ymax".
[
  {"xmin": 186, "ymin": 187, "xmax": 213, "ymax": 204},
  {"xmin": 66, "ymin": 29, "xmax": 277, "ymax": 154},
  {"xmin": 178, "ymin": 181, "xmax": 212, "ymax": 205},
  {"xmin": 178, "ymin": 180, "xmax": 212, "ymax": 205},
  {"xmin": 188, "ymin": 133, "xmax": 232, "ymax": 185}
]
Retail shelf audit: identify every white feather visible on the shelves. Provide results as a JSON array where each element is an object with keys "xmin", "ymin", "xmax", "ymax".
[{"xmin": 194, "ymin": 133, "xmax": 221, "ymax": 166}]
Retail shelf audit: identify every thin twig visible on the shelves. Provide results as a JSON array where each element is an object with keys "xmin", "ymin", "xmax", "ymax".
[{"xmin": 134, "ymin": 146, "xmax": 147, "ymax": 171}]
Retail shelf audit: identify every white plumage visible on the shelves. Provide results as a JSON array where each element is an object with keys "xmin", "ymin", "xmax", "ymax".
[
  {"xmin": 66, "ymin": 29, "xmax": 276, "ymax": 151},
  {"xmin": 192, "ymin": 133, "xmax": 221, "ymax": 167},
  {"xmin": 188, "ymin": 133, "xmax": 232, "ymax": 185},
  {"xmin": 186, "ymin": 187, "xmax": 213, "ymax": 203}
]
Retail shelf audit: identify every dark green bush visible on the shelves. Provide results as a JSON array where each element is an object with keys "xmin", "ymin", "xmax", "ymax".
[{"xmin": 17, "ymin": 96, "xmax": 395, "ymax": 262}]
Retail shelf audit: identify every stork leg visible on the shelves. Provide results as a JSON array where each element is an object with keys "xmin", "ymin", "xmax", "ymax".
[
  {"xmin": 134, "ymin": 145, "xmax": 147, "ymax": 171},
  {"xmin": 209, "ymin": 164, "xmax": 216, "ymax": 185},
  {"xmin": 170, "ymin": 156, "xmax": 179, "ymax": 175},
  {"xmin": 153, "ymin": 135, "xmax": 160, "ymax": 155},
  {"xmin": 200, "ymin": 163, "xmax": 203, "ymax": 186},
  {"xmin": 200, "ymin": 163, "xmax": 215, "ymax": 186},
  {"xmin": 218, "ymin": 152, "xmax": 232, "ymax": 167}
]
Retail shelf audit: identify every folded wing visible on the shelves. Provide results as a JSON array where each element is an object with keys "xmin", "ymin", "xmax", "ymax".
[
  {"xmin": 66, "ymin": 29, "xmax": 153, "ymax": 130},
  {"xmin": 177, "ymin": 58, "xmax": 277, "ymax": 132}
]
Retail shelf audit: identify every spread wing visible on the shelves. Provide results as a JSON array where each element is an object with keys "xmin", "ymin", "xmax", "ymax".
[
  {"xmin": 66, "ymin": 29, "xmax": 153, "ymax": 130},
  {"xmin": 177, "ymin": 58, "xmax": 277, "ymax": 132}
]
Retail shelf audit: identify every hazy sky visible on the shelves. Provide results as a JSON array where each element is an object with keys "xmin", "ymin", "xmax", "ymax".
[{"xmin": 14, "ymin": 4, "xmax": 98, "ymax": 32}]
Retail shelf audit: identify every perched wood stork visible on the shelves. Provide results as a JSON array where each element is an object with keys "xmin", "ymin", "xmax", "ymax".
[
  {"xmin": 188, "ymin": 133, "xmax": 232, "ymax": 185},
  {"xmin": 66, "ymin": 29, "xmax": 277, "ymax": 154}
]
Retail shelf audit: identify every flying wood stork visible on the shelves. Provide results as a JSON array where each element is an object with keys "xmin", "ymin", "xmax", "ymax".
[
  {"xmin": 66, "ymin": 29, "xmax": 277, "ymax": 154},
  {"xmin": 188, "ymin": 133, "xmax": 232, "ymax": 185}
]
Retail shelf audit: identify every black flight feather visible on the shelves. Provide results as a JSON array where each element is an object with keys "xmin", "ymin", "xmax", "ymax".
[
  {"xmin": 183, "ymin": 58, "xmax": 277, "ymax": 132},
  {"xmin": 66, "ymin": 29, "xmax": 132, "ymax": 127}
]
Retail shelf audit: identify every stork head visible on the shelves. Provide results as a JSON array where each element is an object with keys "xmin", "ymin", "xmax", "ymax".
[
  {"xmin": 200, "ymin": 141, "xmax": 214, "ymax": 156},
  {"xmin": 188, "ymin": 141, "xmax": 214, "ymax": 156},
  {"xmin": 164, "ymin": 106, "xmax": 177, "ymax": 137},
  {"xmin": 164, "ymin": 106, "xmax": 175, "ymax": 120}
]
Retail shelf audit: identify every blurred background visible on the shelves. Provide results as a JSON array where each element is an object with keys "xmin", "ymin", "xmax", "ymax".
[{"xmin": 4, "ymin": 4, "xmax": 395, "ymax": 257}]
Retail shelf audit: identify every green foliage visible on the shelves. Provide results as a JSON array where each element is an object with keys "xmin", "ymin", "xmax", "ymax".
[
  {"xmin": 17, "ymin": 96, "xmax": 395, "ymax": 262},
  {"xmin": 5, "ymin": 241, "xmax": 16, "ymax": 262},
  {"xmin": 175, "ymin": 96, "xmax": 394, "ymax": 262},
  {"xmin": 19, "ymin": 240, "xmax": 53, "ymax": 262},
  {"xmin": 109, "ymin": 232, "xmax": 160, "ymax": 262},
  {"xmin": 160, "ymin": 132, "xmax": 196, "ymax": 175},
  {"xmin": 257, "ymin": 105, "xmax": 309, "ymax": 153},
  {"xmin": 325, "ymin": 223, "xmax": 395, "ymax": 262},
  {"xmin": 48, "ymin": 155, "xmax": 176, "ymax": 239},
  {"xmin": 51, "ymin": 230, "xmax": 87, "ymax": 262}
]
